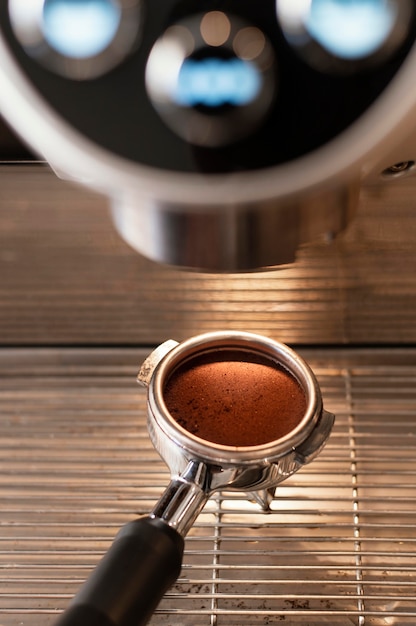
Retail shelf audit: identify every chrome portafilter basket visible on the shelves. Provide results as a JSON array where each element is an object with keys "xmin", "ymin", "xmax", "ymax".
[{"xmin": 56, "ymin": 332, "xmax": 334, "ymax": 626}]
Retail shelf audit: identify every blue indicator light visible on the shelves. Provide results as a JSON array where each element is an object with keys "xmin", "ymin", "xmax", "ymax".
[
  {"xmin": 306, "ymin": 0, "xmax": 397, "ymax": 59},
  {"xmin": 174, "ymin": 58, "xmax": 262, "ymax": 108},
  {"xmin": 42, "ymin": 0, "xmax": 121, "ymax": 58}
]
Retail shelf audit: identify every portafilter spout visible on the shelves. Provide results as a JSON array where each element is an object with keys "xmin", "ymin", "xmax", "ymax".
[{"xmin": 55, "ymin": 331, "xmax": 334, "ymax": 626}]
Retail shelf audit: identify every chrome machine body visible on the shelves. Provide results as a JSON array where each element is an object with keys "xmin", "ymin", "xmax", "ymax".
[{"xmin": 1, "ymin": 0, "xmax": 416, "ymax": 271}]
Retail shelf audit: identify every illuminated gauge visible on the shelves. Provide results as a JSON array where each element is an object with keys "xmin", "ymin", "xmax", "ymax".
[
  {"xmin": 276, "ymin": 0, "xmax": 413, "ymax": 72},
  {"xmin": 146, "ymin": 12, "xmax": 276, "ymax": 147},
  {"xmin": 8, "ymin": 0, "xmax": 142, "ymax": 79}
]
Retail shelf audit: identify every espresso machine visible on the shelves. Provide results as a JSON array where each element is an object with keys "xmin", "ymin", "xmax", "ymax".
[{"xmin": 1, "ymin": 1, "xmax": 416, "ymax": 625}]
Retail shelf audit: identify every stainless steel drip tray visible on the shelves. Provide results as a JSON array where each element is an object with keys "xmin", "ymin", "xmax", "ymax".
[{"xmin": 0, "ymin": 347, "xmax": 415, "ymax": 625}]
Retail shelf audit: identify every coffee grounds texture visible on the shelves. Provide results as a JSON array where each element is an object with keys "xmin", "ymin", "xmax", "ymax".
[{"xmin": 163, "ymin": 350, "xmax": 307, "ymax": 447}]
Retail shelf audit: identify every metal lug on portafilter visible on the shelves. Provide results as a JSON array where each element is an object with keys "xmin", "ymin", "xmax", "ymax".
[
  {"xmin": 247, "ymin": 488, "xmax": 276, "ymax": 512},
  {"xmin": 137, "ymin": 339, "xmax": 179, "ymax": 387}
]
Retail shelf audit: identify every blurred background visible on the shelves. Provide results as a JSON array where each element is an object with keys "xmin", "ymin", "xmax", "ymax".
[{"xmin": 1, "ymin": 114, "xmax": 416, "ymax": 347}]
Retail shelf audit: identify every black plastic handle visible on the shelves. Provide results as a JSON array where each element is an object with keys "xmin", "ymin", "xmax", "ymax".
[{"xmin": 54, "ymin": 516, "xmax": 184, "ymax": 626}]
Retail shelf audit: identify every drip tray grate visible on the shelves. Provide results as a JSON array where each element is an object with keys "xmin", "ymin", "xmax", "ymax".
[{"xmin": 0, "ymin": 348, "xmax": 415, "ymax": 625}]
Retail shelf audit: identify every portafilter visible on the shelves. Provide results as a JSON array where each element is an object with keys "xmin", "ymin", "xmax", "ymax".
[{"xmin": 55, "ymin": 331, "xmax": 334, "ymax": 626}]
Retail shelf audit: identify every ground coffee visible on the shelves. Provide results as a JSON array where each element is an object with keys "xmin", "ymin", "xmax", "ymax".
[{"xmin": 163, "ymin": 349, "xmax": 307, "ymax": 447}]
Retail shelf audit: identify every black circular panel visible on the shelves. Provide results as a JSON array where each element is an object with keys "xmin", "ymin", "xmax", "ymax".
[
  {"xmin": 276, "ymin": 0, "xmax": 413, "ymax": 74},
  {"xmin": 146, "ymin": 12, "xmax": 276, "ymax": 147},
  {"xmin": 8, "ymin": 0, "xmax": 142, "ymax": 80},
  {"xmin": 2, "ymin": 0, "xmax": 416, "ymax": 173}
]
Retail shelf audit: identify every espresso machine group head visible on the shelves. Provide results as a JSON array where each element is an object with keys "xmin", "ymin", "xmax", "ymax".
[{"xmin": 1, "ymin": 0, "xmax": 416, "ymax": 271}]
